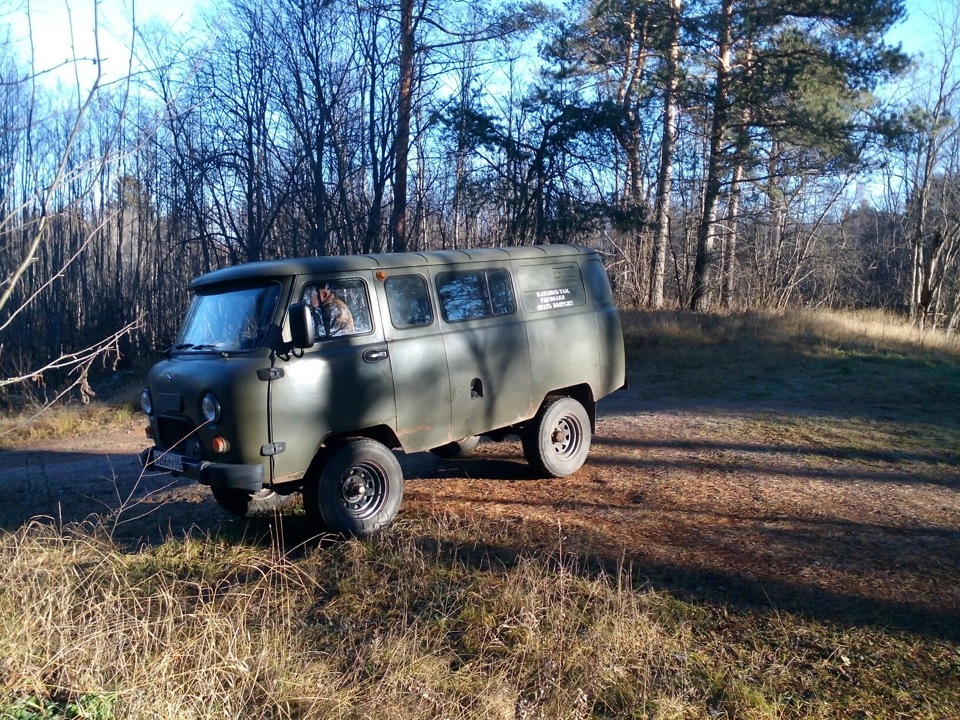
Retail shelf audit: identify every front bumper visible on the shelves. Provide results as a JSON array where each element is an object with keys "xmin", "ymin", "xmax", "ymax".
[{"xmin": 140, "ymin": 447, "xmax": 263, "ymax": 492}]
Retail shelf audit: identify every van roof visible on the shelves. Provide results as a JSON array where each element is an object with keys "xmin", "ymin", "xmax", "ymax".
[{"xmin": 191, "ymin": 244, "xmax": 597, "ymax": 290}]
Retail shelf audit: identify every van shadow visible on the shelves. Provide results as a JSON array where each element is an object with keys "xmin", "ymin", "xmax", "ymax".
[
  {"xmin": 0, "ymin": 444, "xmax": 258, "ymax": 546},
  {"xmin": 399, "ymin": 445, "xmax": 539, "ymax": 482}
]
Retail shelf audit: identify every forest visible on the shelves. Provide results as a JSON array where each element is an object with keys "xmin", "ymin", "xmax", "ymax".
[{"xmin": 1, "ymin": 0, "xmax": 959, "ymax": 406}]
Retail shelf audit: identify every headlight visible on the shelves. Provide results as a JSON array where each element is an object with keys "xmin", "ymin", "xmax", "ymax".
[
  {"xmin": 201, "ymin": 393, "xmax": 221, "ymax": 423},
  {"xmin": 140, "ymin": 389, "xmax": 153, "ymax": 415}
]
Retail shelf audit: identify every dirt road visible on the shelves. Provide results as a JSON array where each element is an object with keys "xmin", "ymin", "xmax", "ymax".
[{"xmin": 1, "ymin": 387, "xmax": 958, "ymax": 639}]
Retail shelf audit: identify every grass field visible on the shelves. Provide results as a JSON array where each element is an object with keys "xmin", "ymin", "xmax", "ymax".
[{"xmin": 0, "ymin": 308, "xmax": 958, "ymax": 719}]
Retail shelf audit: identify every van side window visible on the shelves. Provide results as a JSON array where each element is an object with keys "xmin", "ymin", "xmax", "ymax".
[
  {"xmin": 385, "ymin": 275, "xmax": 433, "ymax": 328},
  {"xmin": 301, "ymin": 278, "xmax": 372, "ymax": 340},
  {"xmin": 436, "ymin": 268, "xmax": 516, "ymax": 322}
]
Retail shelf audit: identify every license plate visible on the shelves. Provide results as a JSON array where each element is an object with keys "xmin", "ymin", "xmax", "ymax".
[{"xmin": 154, "ymin": 451, "xmax": 183, "ymax": 472}]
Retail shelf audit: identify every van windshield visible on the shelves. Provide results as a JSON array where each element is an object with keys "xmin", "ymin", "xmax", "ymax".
[{"xmin": 173, "ymin": 283, "xmax": 281, "ymax": 353}]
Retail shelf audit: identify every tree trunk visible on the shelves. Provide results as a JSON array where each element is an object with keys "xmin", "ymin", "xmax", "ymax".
[
  {"xmin": 649, "ymin": 0, "xmax": 680, "ymax": 309},
  {"xmin": 390, "ymin": 0, "xmax": 415, "ymax": 253},
  {"xmin": 720, "ymin": 158, "xmax": 744, "ymax": 308},
  {"xmin": 690, "ymin": 0, "xmax": 734, "ymax": 311}
]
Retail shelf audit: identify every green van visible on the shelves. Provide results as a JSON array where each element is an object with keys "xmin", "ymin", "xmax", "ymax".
[{"xmin": 140, "ymin": 245, "xmax": 625, "ymax": 535}]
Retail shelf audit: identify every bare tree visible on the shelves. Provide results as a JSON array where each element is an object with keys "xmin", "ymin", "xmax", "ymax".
[
  {"xmin": 1, "ymin": 4, "xmax": 140, "ymax": 427},
  {"xmin": 893, "ymin": 5, "xmax": 960, "ymax": 328}
]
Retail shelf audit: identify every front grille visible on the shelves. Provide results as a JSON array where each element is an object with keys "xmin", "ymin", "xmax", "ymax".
[{"xmin": 156, "ymin": 416, "xmax": 198, "ymax": 452}]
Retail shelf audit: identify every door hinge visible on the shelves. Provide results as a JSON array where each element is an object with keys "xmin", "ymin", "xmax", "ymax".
[
  {"xmin": 260, "ymin": 442, "xmax": 286, "ymax": 456},
  {"xmin": 257, "ymin": 367, "xmax": 284, "ymax": 381}
]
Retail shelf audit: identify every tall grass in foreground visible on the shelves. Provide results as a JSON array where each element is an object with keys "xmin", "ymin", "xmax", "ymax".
[
  {"xmin": 1, "ymin": 516, "xmax": 957, "ymax": 720},
  {"xmin": 0, "ymin": 519, "xmax": 698, "ymax": 719},
  {"xmin": 2, "ymin": 309, "xmax": 959, "ymax": 718}
]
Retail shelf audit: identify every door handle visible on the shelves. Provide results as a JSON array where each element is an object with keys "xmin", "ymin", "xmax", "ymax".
[{"xmin": 363, "ymin": 348, "xmax": 389, "ymax": 363}]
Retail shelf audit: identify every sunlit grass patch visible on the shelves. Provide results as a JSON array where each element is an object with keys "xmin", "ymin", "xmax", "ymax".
[
  {"xmin": 622, "ymin": 309, "xmax": 960, "ymax": 424},
  {"xmin": 1, "ymin": 516, "xmax": 958, "ymax": 719},
  {"xmin": 0, "ymin": 403, "xmax": 141, "ymax": 449}
]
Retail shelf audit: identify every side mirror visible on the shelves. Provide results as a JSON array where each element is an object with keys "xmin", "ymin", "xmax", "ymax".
[{"xmin": 288, "ymin": 302, "xmax": 315, "ymax": 349}]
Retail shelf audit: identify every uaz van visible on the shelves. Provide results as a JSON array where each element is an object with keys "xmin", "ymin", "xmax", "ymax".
[{"xmin": 140, "ymin": 245, "xmax": 625, "ymax": 535}]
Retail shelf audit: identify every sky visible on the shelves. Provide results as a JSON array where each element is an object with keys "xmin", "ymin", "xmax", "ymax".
[
  {"xmin": 3, "ymin": 0, "xmax": 199, "ymax": 87},
  {"xmin": 886, "ymin": 0, "xmax": 951, "ymax": 57},
  {"xmin": 2, "ymin": 0, "xmax": 951, "ymax": 90}
]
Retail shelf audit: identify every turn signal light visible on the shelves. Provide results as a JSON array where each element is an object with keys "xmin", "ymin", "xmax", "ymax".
[{"xmin": 211, "ymin": 436, "xmax": 230, "ymax": 454}]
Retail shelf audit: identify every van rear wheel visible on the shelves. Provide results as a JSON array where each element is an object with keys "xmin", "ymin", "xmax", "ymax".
[
  {"xmin": 211, "ymin": 487, "xmax": 294, "ymax": 517},
  {"xmin": 522, "ymin": 397, "xmax": 591, "ymax": 477},
  {"xmin": 304, "ymin": 438, "xmax": 404, "ymax": 537}
]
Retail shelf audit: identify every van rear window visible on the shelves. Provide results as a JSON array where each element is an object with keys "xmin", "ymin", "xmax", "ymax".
[
  {"xmin": 516, "ymin": 263, "xmax": 587, "ymax": 313},
  {"xmin": 436, "ymin": 268, "xmax": 516, "ymax": 322}
]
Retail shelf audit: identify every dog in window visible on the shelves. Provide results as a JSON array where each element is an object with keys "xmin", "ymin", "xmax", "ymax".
[{"xmin": 309, "ymin": 286, "xmax": 355, "ymax": 337}]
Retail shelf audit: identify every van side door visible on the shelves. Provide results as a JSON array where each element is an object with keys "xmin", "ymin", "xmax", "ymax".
[
  {"xmin": 376, "ymin": 272, "xmax": 453, "ymax": 452},
  {"xmin": 435, "ymin": 266, "xmax": 535, "ymax": 438}
]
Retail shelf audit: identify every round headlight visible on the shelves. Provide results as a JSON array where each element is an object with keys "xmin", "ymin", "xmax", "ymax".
[
  {"xmin": 201, "ymin": 394, "xmax": 221, "ymax": 423},
  {"xmin": 140, "ymin": 389, "xmax": 153, "ymax": 415}
]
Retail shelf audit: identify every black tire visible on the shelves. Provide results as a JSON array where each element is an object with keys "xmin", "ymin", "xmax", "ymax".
[
  {"xmin": 304, "ymin": 438, "xmax": 404, "ymax": 536},
  {"xmin": 521, "ymin": 397, "xmax": 591, "ymax": 477},
  {"xmin": 211, "ymin": 487, "xmax": 294, "ymax": 517},
  {"xmin": 429, "ymin": 435, "xmax": 481, "ymax": 459}
]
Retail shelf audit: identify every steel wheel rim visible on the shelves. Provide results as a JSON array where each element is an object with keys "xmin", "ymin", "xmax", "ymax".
[
  {"xmin": 337, "ymin": 461, "xmax": 387, "ymax": 518},
  {"xmin": 550, "ymin": 415, "xmax": 583, "ymax": 458}
]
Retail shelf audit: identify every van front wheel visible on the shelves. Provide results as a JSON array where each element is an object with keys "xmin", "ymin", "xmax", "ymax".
[
  {"xmin": 305, "ymin": 438, "xmax": 404, "ymax": 536},
  {"xmin": 522, "ymin": 397, "xmax": 591, "ymax": 477}
]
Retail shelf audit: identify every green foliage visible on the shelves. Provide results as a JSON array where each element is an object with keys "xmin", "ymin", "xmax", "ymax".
[{"xmin": 1, "ymin": 695, "xmax": 113, "ymax": 720}]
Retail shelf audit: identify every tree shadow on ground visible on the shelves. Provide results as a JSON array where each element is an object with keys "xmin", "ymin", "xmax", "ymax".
[{"xmin": 392, "ymin": 445, "xmax": 960, "ymax": 644}]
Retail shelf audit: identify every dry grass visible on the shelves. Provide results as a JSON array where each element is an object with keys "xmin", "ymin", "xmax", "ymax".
[
  {"xmin": 0, "ymin": 522, "xmax": 335, "ymax": 719},
  {"xmin": 0, "ymin": 403, "xmax": 140, "ymax": 450},
  {"xmin": 1, "ymin": 308, "xmax": 959, "ymax": 719},
  {"xmin": 622, "ymin": 307, "xmax": 960, "ymax": 359},
  {"xmin": 0, "ymin": 518, "xmax": 707, "ymax": 720},
  {"xmin": 1, "ymin": 513, "xmax": 957, "ymax": 720},
  {"xmin": 0, "ymin": 368, "xmax": 145, "ymax": 450},
  {"xmin": 622, "ymin": 308, "xmax": 960, "ymax": 427}
]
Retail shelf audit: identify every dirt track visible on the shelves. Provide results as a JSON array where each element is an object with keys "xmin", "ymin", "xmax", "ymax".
[{"xmin": 1, "ymin": 387, "xmax": 958, "ymax": 639}]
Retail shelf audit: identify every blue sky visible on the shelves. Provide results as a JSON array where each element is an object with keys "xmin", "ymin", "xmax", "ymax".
[
  {"xmin": 886, "ymin": 0, "xmax": 948, "ymax": 56},
  {"xmin": 4, "ymin": 0, "xmax": 950, "ymax": 89}
]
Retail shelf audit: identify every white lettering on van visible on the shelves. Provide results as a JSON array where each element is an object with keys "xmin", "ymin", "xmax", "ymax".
[
  {"xmin": 535, "ymin": 288, "xmax": 571, "ymax": 298},
  {"xmin": 535, "ymin": 288, "xmax": 574, "ymax": 311}
]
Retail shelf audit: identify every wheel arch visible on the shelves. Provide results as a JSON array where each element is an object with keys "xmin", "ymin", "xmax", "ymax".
[
  {"xmin": 305, "ymin": 424, "xmax": 401, "ymax": 479},
  {"xmin": 537, "ymin": 384, "xmax": 597, "ymax": 431}
]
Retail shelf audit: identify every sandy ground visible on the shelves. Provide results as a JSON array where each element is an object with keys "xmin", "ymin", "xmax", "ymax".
[{"xmin": 1, "ymin": 387, "xmax": 958, "ymax": 638}]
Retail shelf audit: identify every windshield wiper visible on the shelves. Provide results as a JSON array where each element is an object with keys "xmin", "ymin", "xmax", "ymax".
[{"xmin": 169, "ymin": 343, "xmax": 222, "ymax": 353}]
